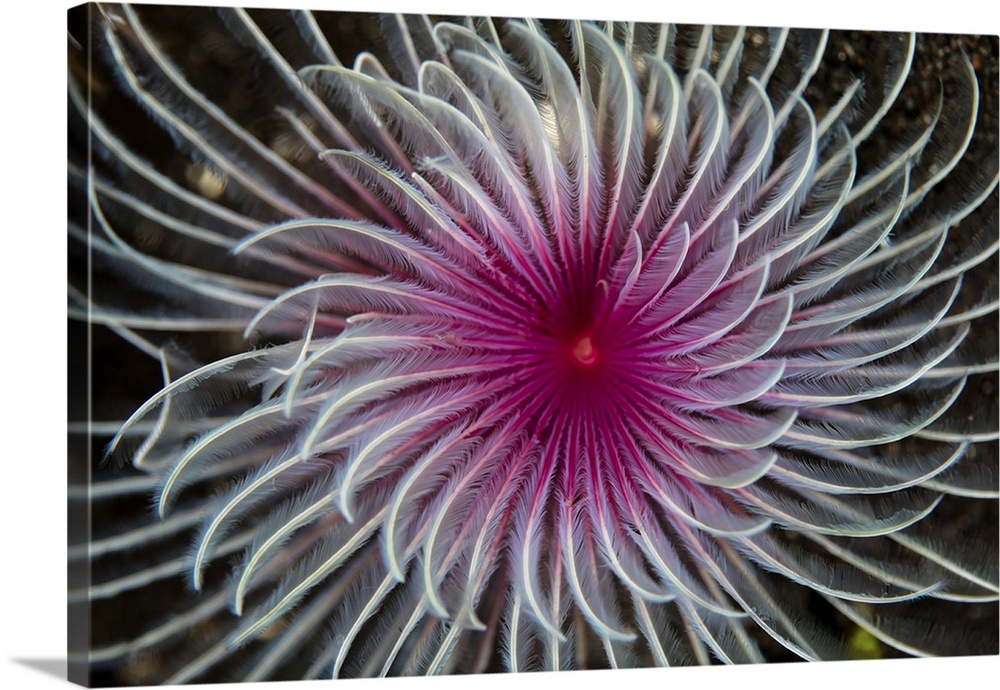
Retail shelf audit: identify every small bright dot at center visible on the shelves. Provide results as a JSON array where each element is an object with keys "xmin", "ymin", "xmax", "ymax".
[{"xmin": 570, "ymin": 335, "xmax": 599, "ymax": 368}]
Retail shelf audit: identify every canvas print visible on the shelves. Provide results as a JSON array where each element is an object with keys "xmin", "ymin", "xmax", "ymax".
[{"xmin": 68, "ymin": 2, "xmax": 999, "ymax": 686}]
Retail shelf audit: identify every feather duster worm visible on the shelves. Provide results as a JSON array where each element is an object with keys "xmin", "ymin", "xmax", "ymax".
[{"xmin": 68, "ymin": 4, "xmax": 999, "ymax": 684}]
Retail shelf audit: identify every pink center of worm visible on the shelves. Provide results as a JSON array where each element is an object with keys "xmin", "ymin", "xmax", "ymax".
[{"xmin": 569, "ymin": 334, "xmax": 600, "ymax": 369}]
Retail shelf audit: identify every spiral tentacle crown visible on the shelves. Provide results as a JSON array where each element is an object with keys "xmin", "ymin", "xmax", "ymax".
[{"xmin": 70, "ymin": 6, "xmax": 998, "ymax": 682}]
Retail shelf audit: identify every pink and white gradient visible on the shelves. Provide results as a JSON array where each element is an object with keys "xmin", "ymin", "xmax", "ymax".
[{"xmin": 70, "ymin": 7, "xmax": 998, "ymax": 682}]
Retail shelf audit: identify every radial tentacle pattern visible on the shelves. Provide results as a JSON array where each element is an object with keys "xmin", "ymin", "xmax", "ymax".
[{"xmin": 68, "ymin": 5, "xmax": 998, "ymax": 684}]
